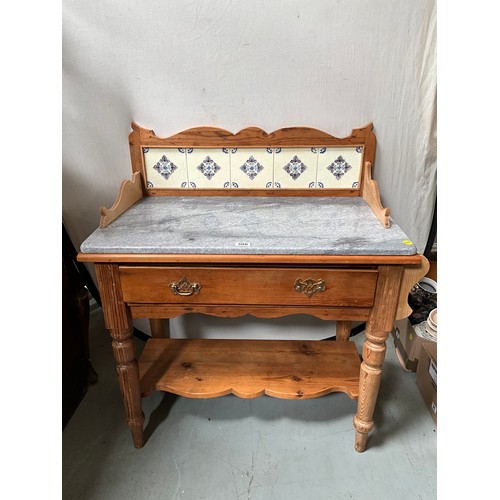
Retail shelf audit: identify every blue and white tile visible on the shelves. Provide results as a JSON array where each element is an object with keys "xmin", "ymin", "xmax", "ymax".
[
  {"xmin": 317, "ymin": 147, "xmax": 363, "ymax": 189},
  {"xmin": 230, "ymin": 148, "xmax": 273, "ymax": 189},
  {"xmin": 143, "ymin": 148, "xmax": 188, "ymax": 188},
  {"xmin": 273, "ymin": 148, "xmax": 318, "ymax": 188},
  {"xmin": 186, "ymin": 148, "xmax": 230, "ymax": 189}
]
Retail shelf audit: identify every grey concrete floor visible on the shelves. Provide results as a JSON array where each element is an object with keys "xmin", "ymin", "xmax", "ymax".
[{"xmin": 62, "ymin": 308, "xmax": 437, "ymax": 499}]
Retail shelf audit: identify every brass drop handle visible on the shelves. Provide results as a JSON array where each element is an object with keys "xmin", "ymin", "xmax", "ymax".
[
  {"xmin": 294, "ymin": 278, "xmax": 326, "ymax": 298},
  {"xmin": 169, "ymin": 277, "xmax": 201, "ymax": 296}
]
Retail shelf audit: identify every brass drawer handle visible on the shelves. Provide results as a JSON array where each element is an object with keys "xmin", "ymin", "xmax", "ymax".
[
  {"xmin": 294, "ymin": 278, "xmax": 326, "ymax": 298},
  {"xmin": 169, "ymin": 277, "xmax": 201, "ymax": 296}
]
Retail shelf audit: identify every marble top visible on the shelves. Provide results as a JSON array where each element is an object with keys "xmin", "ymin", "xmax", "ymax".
[{"xmin": 80, "ymin": 196, "xmax": 416, "ymax": 256}]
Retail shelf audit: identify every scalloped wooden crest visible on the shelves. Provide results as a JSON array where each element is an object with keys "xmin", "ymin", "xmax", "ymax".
[
  {"xmin": 129, "ymin": 121, "xmax": 375, "ymax": 146},
  {"xmin": 122, "ymin": 122, "xmax": 390, "ymax": 227}
]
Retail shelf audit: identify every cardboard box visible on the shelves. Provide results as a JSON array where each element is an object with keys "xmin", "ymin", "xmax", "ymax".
[
  {"xmin": 391, "ymin": 318, "xmax": 431, "ymax": 371},
  {"xmin": 416, "ymin": 341, "xmax": 437, "ymax": 424}
]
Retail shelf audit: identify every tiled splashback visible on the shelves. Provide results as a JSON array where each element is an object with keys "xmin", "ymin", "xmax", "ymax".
[{"xmin": 143, "ymin": 147, "xmax": 363, "ymax": 189}]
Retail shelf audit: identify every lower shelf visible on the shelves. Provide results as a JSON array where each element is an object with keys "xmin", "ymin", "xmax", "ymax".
[{"xmin": 139, "ymin": 338, "xmax": 361, "ymax": 400}]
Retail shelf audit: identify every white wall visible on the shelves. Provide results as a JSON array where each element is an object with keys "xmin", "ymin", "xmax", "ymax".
[{"xmin": 62, "ymin": 0, "xmax": 436, "ymax": 337}]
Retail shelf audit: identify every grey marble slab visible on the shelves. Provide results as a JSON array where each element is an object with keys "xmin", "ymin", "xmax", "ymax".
[{"xmin": 80, "ymin": 196, "xmax": 416, "ymax": 255}]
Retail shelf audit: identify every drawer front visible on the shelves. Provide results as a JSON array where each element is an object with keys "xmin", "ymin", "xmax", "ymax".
[{"xmin": 119, "ymin": 266, "xmax": 378, "ymax": 307}]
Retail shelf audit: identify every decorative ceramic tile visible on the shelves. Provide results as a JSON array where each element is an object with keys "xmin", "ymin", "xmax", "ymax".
[
  {"xmin": 317, "ymin": 147, "xmax": 363, "ymax": 189},
  {"xmin": 273, "ymin": 148, "xmax": 318, "ymax": 188},
  {"xmin": 186, "ymin": 148, "xmax": 230, "ymax": 188},
  {"xmin": 230, "ymin": 148, "xmax": 273, "ymax": 189},
  {"xmin": 143, "ymin": 148, "xmax": 188, "ymax": 188}
]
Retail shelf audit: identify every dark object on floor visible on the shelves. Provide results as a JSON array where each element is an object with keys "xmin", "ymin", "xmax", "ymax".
[
  {"xmin": 62, "ymin": 224, "xmax": 98, "ymax": 429},
  {"xmin": 408, "ymin": 279, "xmax": 437, "ymax": 325}
]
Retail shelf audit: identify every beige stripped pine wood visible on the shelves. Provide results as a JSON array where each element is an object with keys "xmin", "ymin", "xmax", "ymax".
[
  {"xmin": 118, "ymin": 266, "xmax": 378, "ymax": 307},
  {"xmin": 139, "ymin": 338, "xmax": 361, "ymax": 400},
  {"xmin": 149, "ymin": 318, "xmax": 168, "ymax": 338},
  {"xmin": 78, "ymin": 122, "xmax": 426, "ymax": 453},
  {"xmin": 395, "ymin": 255, "xmax": 430, "ymax": 320},
  {"xmin": 99, "ymin": 171, "xmax": 143, "ymax": 228},
  {"xmin": 77, "ymin": 253, "xmax": 423, "ymax": 265},
  {"xmin": 360, "ymin": 162, "xmax": 390, "ymax": 228},
  {"xmin": 353, "ymin": 265, "xmax": 403, "ymax": 452},
  {"xmin": 336, "ymin": 321, "xmax": 352, "ymax": 342},
  {"xmin": 128, "ymin": 122, "xmax": 377, "ymax": 200},
  {"xmin": 95, "ymin": 263, "xmax": 144, "ymax": 448},
  {"xmin": 129, "ymin": 304, "xmax": 372, "ymax": 322}
]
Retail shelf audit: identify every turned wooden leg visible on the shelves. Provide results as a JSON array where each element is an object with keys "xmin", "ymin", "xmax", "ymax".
[
  {"xmin": 353, "ymin": 265, "xmax": 403, "ymax": 452},
  {"xmin": 95, "ymin": 264, "xmax": 145, "ymax": 448},
  {"xmin": 353, "ymin": 333, "xmax": 386, "ymax": 452},
  {"xmin": 336, "ymin": 320, "xmax": 352, "ymax": 342},
  {"xmin": 149, "ymin": 318, "xmax": 170, "ymax": 338},
  {"xmin": 111, "ymin": 326, "xmax": 145, "ymax": 448}
]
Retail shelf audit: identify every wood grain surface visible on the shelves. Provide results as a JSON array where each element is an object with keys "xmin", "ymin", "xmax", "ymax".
[
  {"xmin": 119, "ymin": 266, "xmax": 378, "ymax": 307},
  {"xmin": 139, "ymin": 338, "xmax": 361, "ymax": 400}
]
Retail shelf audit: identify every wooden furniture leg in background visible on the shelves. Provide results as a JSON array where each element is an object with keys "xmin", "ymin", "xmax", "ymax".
[
  {"xmin": 353, "ymin": 265, "xmax": 403, "ymax": 452},
  {"xmin": 149, "ymin": 318, "xmax": 170, "ymax": 338},
  {"xmin": 336, "ymin": 321, "xmax": 352, "ymax": 342},
  {"xmin": 95, "ymin": 264, "xmax": 145, "ymax": 448}
]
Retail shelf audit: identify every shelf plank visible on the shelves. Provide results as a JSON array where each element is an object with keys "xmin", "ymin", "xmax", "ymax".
[{"xmin": 139, "ymin": 339, "xmax": 361, "ymax": 400}]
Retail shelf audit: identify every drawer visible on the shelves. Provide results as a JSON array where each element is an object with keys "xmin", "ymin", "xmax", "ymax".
[{"xmin": 119, "ymin": 266, "xmax": 378, "ymax": 307}]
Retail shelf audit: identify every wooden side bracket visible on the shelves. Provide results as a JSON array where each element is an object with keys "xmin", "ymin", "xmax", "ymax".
[
  {"xmin": 361, "ymin": 161, "xmax": 391, "ymax": 228},
  {"xmin": 395, "ymin": 255, "xmax": 430, "ymax": 320},
  {"xmin": 99, "ymin": 171, "xmax": 143, "ymax": 228}
]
